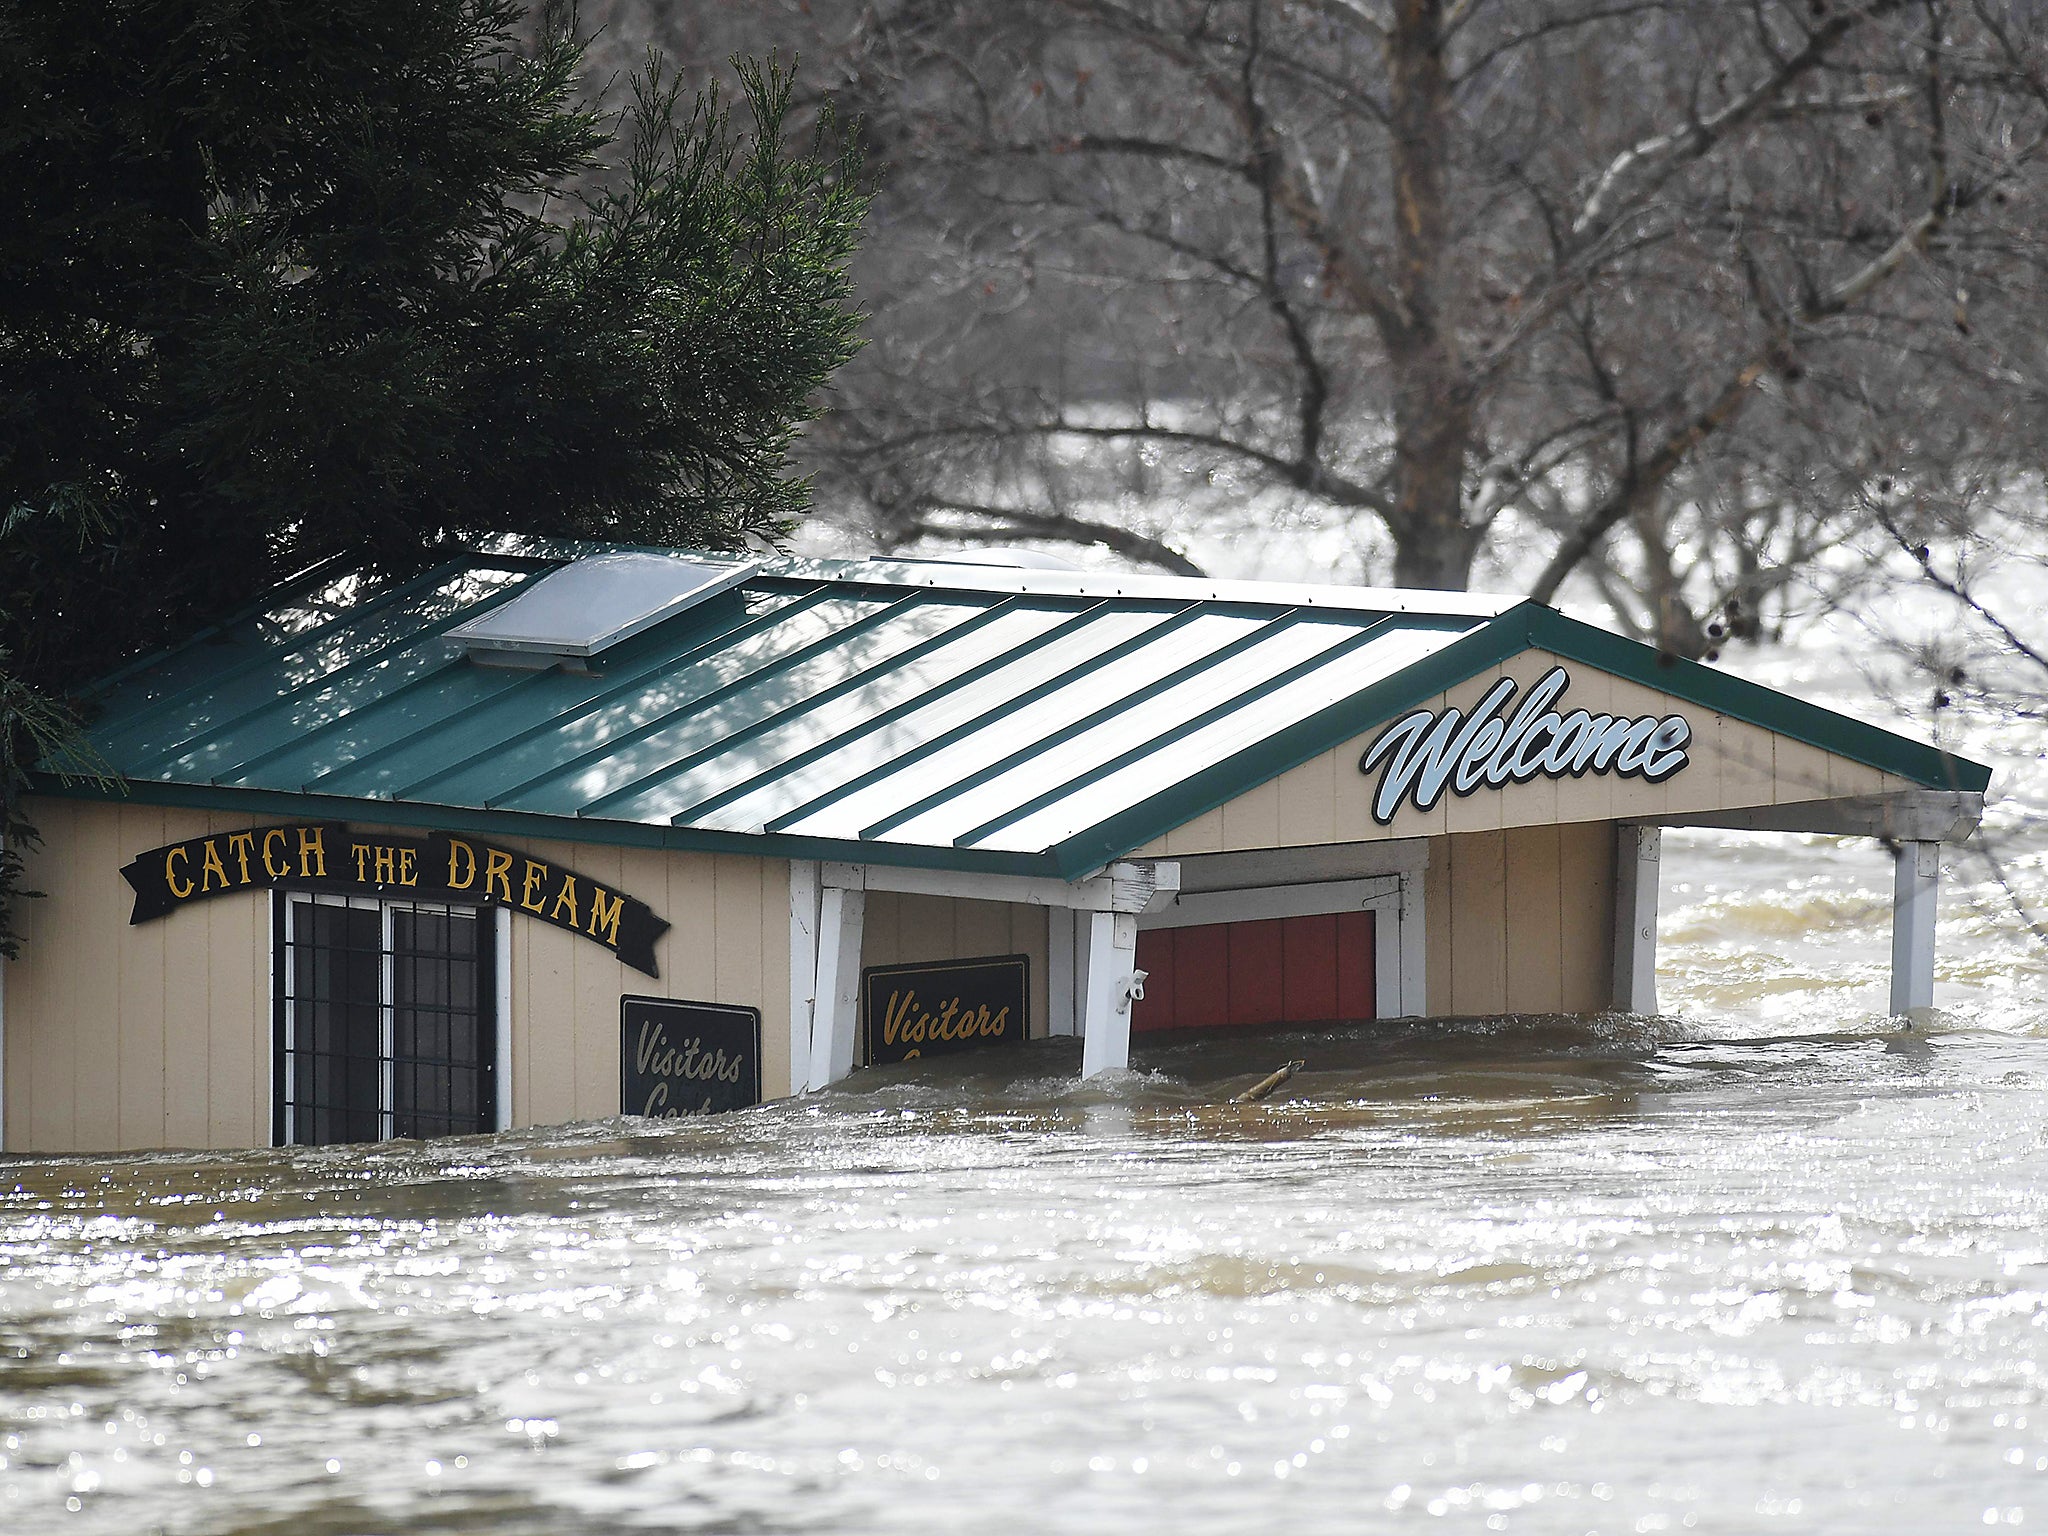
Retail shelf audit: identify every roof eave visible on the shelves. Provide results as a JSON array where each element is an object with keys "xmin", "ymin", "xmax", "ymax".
[{"xmin": 25, "ymin": 775, "xmax": 1074, "ymax": 881}]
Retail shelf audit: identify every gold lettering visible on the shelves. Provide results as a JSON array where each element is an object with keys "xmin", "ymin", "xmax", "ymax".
[
  {"xmin": 883, "ymin": 989, "xmax": 914, "ymax": 1046},
  {"xmin": 636, "ymin": 1020, "xmax": 665, "ymax": 1075},
  {"xmin": 549, "ymin": 874, "xmax": 579, "ymax": 927},
  {"xmin": 482, "ymin": 849, "xmax": 514, "ymax": 903},
  {"xmin": 446, "ymin": 837, "xmax": 476, "ymax": 890},
  {"xmin": 520, "ymin": 859, "xmax": 548, "ymax": 913},
  {"xmin": 261, "ymin": 829, "xmax": 291, "ymax": 878},
  {"xmin": 297, "ymin": 826, "xmax": 328, "ymax": 879},
  {"xmin": 199, "ymin": 839, "xmax": 229, "ymax": 893},
  {"xmin": 350, "ymin": 842, "xmax": 371, "ymax": 882},
  {"xmin": 586, "ymin": 887, "xmax": 624, "ymax": 947},
  {"xmin": 164, "ymin": 846, "xmax": 195, "ymax": 900},
  {"xmin": 396, "ymin": 847, "xmax": 417, "ymax": 886},
  {"xmin": 226, "ymin": 831, "xmax": 256, "ymax": 884},
  {"xmin": 373, "ymin": 845, "xmax": 396, "ymax": 885}
]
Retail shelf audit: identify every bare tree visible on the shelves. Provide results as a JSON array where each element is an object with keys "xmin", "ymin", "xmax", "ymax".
[{"xmin": 809, "ymin": 0, "xmax": 2048, "ymax": 647}]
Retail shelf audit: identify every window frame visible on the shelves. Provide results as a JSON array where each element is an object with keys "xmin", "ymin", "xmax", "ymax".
[{"xmin": 269, "ymin": 890, "xmax": 502, "ymax": 1146}]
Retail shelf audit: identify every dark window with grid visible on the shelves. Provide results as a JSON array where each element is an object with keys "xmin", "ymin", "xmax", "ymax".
[{"xmin": 273, "ymin": 895, "xmax": 497, "ymax": 1145}]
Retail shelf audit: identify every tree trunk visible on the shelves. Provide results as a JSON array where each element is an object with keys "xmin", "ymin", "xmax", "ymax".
[
  {"xmin": 1385, "ymin": 0, "xmax": 1474, "ymax": 592},
  {"xmin": 1390, "ymin": 505, "xmax": 1483, "ymax": 589}
]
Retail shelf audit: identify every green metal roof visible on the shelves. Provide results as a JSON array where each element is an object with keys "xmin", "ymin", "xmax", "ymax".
[{"xmin": 41, "ymin": 542, "xmax": 1991, "ymax": 879}]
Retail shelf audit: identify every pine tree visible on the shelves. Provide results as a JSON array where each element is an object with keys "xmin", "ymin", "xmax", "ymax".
[
  {"xmin": 0, "ymin": 0, "xmax": 868, "ymax": 695},
  {"xmin": 0, "ymin": 0, "xmax": 867, "ymax": 949}
]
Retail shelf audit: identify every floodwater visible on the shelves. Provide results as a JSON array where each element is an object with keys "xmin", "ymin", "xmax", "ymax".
[{"xmin": 5, "ymin": 637, "xmax": 2047, "ymax": 1535}]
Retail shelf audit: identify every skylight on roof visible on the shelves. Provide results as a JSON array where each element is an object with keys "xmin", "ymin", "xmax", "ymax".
[{"xmin": 450, "ymin": 552, "xmax": 757, "ymax": 659}]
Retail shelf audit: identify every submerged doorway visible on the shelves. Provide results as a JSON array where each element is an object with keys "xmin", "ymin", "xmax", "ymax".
[
  {"xmin": 1133, "ymin": 912, "xmax": 1377, "ymax": 1032},
  {"xmin": 1126, "ymin": 871, "xmax": 1418, "ymax": 1035}
]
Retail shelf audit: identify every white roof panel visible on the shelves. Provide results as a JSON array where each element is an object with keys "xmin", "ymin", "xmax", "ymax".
[{"xmin": 448, "ymin": 552, "xmax": 758, "ymax": 658}]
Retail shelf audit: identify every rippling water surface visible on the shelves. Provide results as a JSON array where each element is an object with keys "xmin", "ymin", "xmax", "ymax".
[{"xmin": 5, "ymin": 636, "xmax": 2046, "ymax": 1534}]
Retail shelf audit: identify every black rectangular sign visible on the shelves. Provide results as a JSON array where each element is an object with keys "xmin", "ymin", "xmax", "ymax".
[
  {"xmin": 620, "ymin": 997, "xmax": 762, "ymax": 1118},
  {"xmin": 861, "ymin": 954, "xmax": 1030, "ymax": 1065}
]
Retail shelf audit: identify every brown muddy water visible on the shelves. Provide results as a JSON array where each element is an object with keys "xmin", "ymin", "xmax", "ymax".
[{"xmin": 5, "ymin": 670, "xmax": 2048, "ymax": 1533}]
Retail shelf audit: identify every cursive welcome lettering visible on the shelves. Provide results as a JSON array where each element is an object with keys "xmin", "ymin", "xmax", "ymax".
[{"xmin": 1359, "ymin": 665, "xmax": 1690, "ymax": 824}]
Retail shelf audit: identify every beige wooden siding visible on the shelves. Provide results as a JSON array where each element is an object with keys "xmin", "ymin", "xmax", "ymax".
[
  {"xmin": 3, "ymin": 801, "xmax": 790, "ymax": 1153},
  {"xmin": 1424, "ymin": 823, "xmax": 1615, "ymax": 1016},
  {"xmin": 6, "ymin": 799, "xmax": 271, "ymax": 1154},
  {"xmin": 1134, "ymin": 648, "xmax": 1918, "ymax": 857},
  {"xmin": 860, "ymin": 893, "xmax": 1051, "ymax": 1038},
  {"xmin": 506, "ymin": 841, "xmax": 789, "ymax": 1126}
]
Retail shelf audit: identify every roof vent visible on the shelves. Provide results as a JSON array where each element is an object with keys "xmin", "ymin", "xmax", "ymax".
[{"xmin": 450, "ymin": 552, "xmax": 757, "ymax": 664}]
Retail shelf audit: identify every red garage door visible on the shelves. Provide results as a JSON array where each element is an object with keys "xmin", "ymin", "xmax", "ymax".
[{"xmin": 1131, "ymin": 911, "xmax": 1376, "ymax": 1033}]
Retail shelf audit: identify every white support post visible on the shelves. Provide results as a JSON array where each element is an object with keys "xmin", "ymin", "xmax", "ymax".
[
  {"xmin": 1890, "ymin": 840, "xmax": 1941, "ymax": 1016},
  {"xmin": 1611, "ymin": 825, "xmax": 1661, "ymax": 1014},
  {"xmin": 1079, "ymin": 911, "xmax": 1140, "ymax": 1079},
  {"xmin": 805, "ymin": 884, "xmax": 866, "ymax": 1090},
  {"xmin": 788, "ymin": 861, "xmax": 822, "ymax": 1095},
  {"xmin": 1398, "ymin": 865, "xmax": 1428, "ymax": 1019},
  {"xmin": 1046, "ymin": 907, "xmax": 1078, "ymax": 1036}
]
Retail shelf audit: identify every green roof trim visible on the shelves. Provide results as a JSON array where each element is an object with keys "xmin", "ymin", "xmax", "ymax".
[
  {"xmin": 30, "ymin": 777, "xmax": 1072, "ymax": 879},
  {"xmin": 33, "ymin": 544, "xmax": 1988, "ymax": 886},
  {"xmin": 1047, "ymin": 615, "xmax": 1534, "ymax": 877},
  {"xmin": 1054, "ymin": 602, "xmax": 1989, "ymax": 877},
  {"xmin": 1522, "ymin": 606, "xmax": 1991, "ymax": 795}
]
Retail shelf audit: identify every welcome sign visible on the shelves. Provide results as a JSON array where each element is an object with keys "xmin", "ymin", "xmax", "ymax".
[
  {"xmin": 862, "ymin": 954, "xmax": 1030, "ymax": 1065},
  {"xmin": 119, "ymin": 822, "xmax": 669, "ymax": 975},
  {"xmin": 1360, "ymin": 665, "xmax": 1692, "ymax": 824}
]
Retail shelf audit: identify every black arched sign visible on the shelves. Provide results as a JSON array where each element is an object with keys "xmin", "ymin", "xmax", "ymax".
[{"xmin": 119, "ymin": 821, "xmax": 669, "ymax": 975}]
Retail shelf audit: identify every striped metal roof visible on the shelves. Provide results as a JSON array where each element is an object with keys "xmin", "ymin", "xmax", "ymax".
[{"xmin": 52, "ymin": 542, "xmax": 1987, "ymax": 878}]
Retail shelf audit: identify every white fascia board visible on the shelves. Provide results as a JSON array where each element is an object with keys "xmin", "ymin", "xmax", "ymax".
[
  {"xmin": 1138, "ymin": 875, "xmax": 1402, "ymax": 931},
  {"xmin": 819, "ymin": 858, "xmax": 1178, "ymax": 913},
  {"xmin": 1170, "ymin": 840, "xmax": 1430, "ymax": 893}
]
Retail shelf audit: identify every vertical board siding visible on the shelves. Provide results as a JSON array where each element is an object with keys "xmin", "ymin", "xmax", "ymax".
[
  {"xmin": 1503, "ymin": 825, "xmax": 1566, "ymax": 1013},
  {"xmin": 1447, "ymin": 829, "xmax": 1510, "ymax": 1014},
  {"xmin": 3, "ymin": 801, "xmax": 791, "ymax": 1152},
  {"xmin": 1557, "ymin": 821, "xmax": 1616, "ymax": 1013},
  {"xmin": 859, "ymin": 892, "xmax": 1052, "ymax": 1039},
  {"xmin": 1131, "ymin": 913, "xmax": 1375, "ymax": 1032},
  {"xmin": 114, "ymin": 805, "xmax": 166, "ymax": 1148},
  {"xmin": 1280, "ymin": 915, "xmax": 1339, "ymax": 1022},
  {"xmin": 7, "ymin": 800, "xmax": 273, "ymax": 1153},
  {"xmin": 510, "ymin": 839, "xmax": 791, "ymax": 1125},
  {"xmin": 157, "ymin": 810, "xmax": 216, "ymax": 1147},
  {"xmin": 1226, "ymin": 920, "xmax": 1285, "ymax": 1026},
  {"xmin": 1424, "ymin": 823, "xmax": 1616, "ymax": 1018},
  {"xmin": 71, "ymin": 806, "xmax": 122, "ymax": 1148}
]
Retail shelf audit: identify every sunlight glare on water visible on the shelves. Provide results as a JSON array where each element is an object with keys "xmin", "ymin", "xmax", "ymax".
[{"xmin": 4, "ymin": 614, "xmax": 2047, "ymax": 1535}]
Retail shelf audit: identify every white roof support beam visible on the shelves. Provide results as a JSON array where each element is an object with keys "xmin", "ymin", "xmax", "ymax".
[
  {"xmin": 1890, "ymin": 841, "xmax": 1941, "ymax": 1017},
  {"xmin": 804, "ymin": 883, "xmax": 866, "ymax": 1091},
  {"xmin": 1640, "ymin": 790, "xmax": 1983, "ymax": 843},
  {"xmin": 787, "ymin": 860, "xmax": 822, "ymax": 1097},
  {"xmin": 819, "ymin": 859, "xmax": 1180, "ymax": 912},
  {"xmin": 1612, "ymin": 825, "xmax": 1661, "ymax": 1015},
  {"xmin": 1079, "ymin": 910, "xmax": 1141, "ymax": 1079}
]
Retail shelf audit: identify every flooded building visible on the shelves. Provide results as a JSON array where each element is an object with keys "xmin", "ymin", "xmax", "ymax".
[{"xmin": 0, "ymin": 544, "xmax": 1990, "ymax": 1152}]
